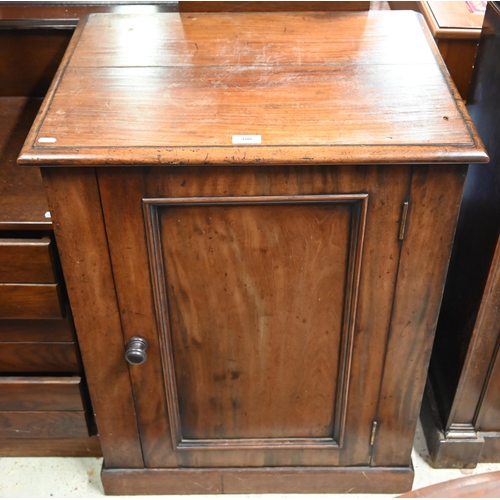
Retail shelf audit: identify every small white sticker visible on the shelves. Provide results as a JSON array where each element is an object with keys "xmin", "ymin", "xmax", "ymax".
[
  {"xmin": 232, "ymin": 135, "xmax": 261, "ymax": 145},
  {"xmin": 44, "ymin": 211, "xmax": 51, "ymax": 219},
  {"xmin": 38, "ymin": 137, "xmax": 57, "ymax": 143}
]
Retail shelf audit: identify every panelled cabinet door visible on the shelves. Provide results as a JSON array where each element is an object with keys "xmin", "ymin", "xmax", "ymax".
[{"xmin": 97, "ymin": 164, "xmax": 411, "ymax": 468}]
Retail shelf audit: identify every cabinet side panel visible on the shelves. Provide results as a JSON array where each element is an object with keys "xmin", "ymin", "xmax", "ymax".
[
  {"xmin": 41, "ymin": 167, "xmax": 143, "ymax": 468},
  {"xmin": 372, "ymin": 165, "xmax": 466, "ymax": 466}
]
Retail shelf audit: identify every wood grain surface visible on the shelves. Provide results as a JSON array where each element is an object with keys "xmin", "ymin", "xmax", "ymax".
[
  {"xmin": 372, "ymin": 165, "xmax": 467, "ymax": 466},
  {"xmin": 0, "ymin": 376, "xmax": 84, "ymax": 411},
  {"xmin": 0, "ymin": 284, "xmax": 63, "ymax": 319},
  {"xmin": 0, "ymin": 97, "xmax": 50, "ymax": 229},
  {"xmin": 18, "ymin": 11, "xmax": 487, "ymax": 166},
  {"xmin": 42, "ymin": 167, "xmax": 144, "ymax": 468},
  {"xmin": 0, "ymin": 342, "xmax": 80, "ymax": 373},
  {"xmin": 102, "ymin": 465, "xmax": 413, "ymax": 495},
  {"xmin": 97, "ymin": 163, "xmax": 410, "ymax": 469},
  {"xmin": 0, "ymin": 436, "xmax": 102, "ymax": 457},
  {"xmin": 0, "ymin": 411, "xmax": 88, "ymax": 439},
  {"xmin": 0, "ymin": 237, "xmax": 54, "ymax": 283},
  {"xmin": 178, "ymin": 2, "xmax": 370, "ymax": 12},
  {"xmin": 0, "ymin": 317, "xmax": 75, "ymax": 342}
]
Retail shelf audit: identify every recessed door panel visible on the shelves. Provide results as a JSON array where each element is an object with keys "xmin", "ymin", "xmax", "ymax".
[{"xmin": 143, "ymin": 196, "xmax": 367, "ymax": 451}]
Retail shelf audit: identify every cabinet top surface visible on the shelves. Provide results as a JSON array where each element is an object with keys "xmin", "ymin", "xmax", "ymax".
[{"xmin": 19, "ymin": 11, "xmax": 487, "ymax": 166}]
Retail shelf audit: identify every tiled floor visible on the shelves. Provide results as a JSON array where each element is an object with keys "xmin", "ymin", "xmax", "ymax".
[{"xmin": 1, "ymin": 420, "xmax": 500, "ymax": 498}]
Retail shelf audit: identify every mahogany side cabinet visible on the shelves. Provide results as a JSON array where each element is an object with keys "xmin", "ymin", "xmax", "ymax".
[{"xmin": 19, "ymin": 10, "xmax": 487, "ymax": 495}]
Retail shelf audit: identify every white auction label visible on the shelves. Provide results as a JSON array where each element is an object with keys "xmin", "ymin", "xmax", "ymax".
[
  {"xmin": 38, "ymin": 137, "xmax": 57, "ymax": 143},
  {"xmin": 232, "ymin": 135, "xmax": 262, "ymax": 144}
]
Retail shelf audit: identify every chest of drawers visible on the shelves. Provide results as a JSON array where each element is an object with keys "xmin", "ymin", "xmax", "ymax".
[{"xmin": 19, "ymin": 10, "xmax": 487, "ymax": 494}]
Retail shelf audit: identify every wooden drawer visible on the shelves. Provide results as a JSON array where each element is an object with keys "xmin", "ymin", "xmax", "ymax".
[
  {"xmin": 0, "ymin": 284, "xmax": 63, "ymax": 319},
  {"xmin": 0, "ymin": 342, "xmax": 80, "ymax": 373},
  {"xmin": 0, "ymin": 318, "xmax": 76, "ymax": 342},
  {"xmin": 0, "ymin": 411, "xmax": 89, "ymax": 439},
  {"xmin": 0, "ymin": 237, "xmax": 55, "ymax": 283},
  {"xmin": 0, "ymin": 376, "xmax": 84, "ymax": 411}
]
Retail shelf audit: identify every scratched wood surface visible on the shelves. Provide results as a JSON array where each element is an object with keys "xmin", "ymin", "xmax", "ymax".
[{"xmin": 19, "ymin": 11, "xmax": 487, "ymax": 166}]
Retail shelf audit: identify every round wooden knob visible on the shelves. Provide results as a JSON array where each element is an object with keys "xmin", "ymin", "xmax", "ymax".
[{"xmin": 125, "ymin": 336, "xmax": 148, "ymax": 365}]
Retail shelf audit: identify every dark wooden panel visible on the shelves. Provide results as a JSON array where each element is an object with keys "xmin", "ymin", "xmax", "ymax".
[
  {"xmin": 0, "ymin": 411, "xmax": 88, "ymax": 439},
  {"xmin": 0, "ymin": 435, "xmax": 101, "ymax": 457},
  {"xmin": 0, "ymin": 97, "xmax": 50, "ymax": 230},
  {"xmin": 178, "ymin": 1, "xmax": 370, "ymax": 11},
  {"xmin": 0, "ymin": 237, "xmax": 54, "ymax": 283},
  {"xmin": 0, "ymin": 30, "xmax": 71, "ymax": 97},
  {"xmin": 0, "ymin": 2, "xmax": 177, "ymax": 28},
  {"xmin": 0, "ymin": 318, "xmax": 75, "ymax": 342},
  {"xmin": 102, "ymin": 466, "xmax": 414, "ymax": 495},
  {"xmin": 152, "ymin": 198, "xmax": 361, "ymax": 444},
  {"xmin": 0, "ymin": 342, "xmax": 80, "ymax": 373},
  {"xmin": 0, "ymin": 284, "xmax": 63, "ymax": 319},
  {"xmin": 42, "ymin": 166, "xmax": 144, "ymax": 468},
  {"xmin": 0, "ymin": 376, "xmax": 84, "ymax": 411},
  {"xmin": 437, "ymin": 38, "xmax": 478, "ymax": 100},
  {"xmin": 372, "ymin": 165, "xmax": 467, "ymax": 466}
]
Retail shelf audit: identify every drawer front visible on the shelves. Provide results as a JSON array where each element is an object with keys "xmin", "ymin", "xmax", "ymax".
[
  {"xmin": 0, "ymin": 318, "xmax": 76, "ymax": 342},
  {"xmin": 0, "ymin": 411, "xmax": 89, "ymax": 439},
  {"xmin": 0, "ymin": 237, "xmax": 55, "ymax": 283},
  {"xmin": 0, "ymin": 376, "xmax": 84, "ymax": 411},
  {"xmin": 0, "ymin": 342, "xmax": 80, "ymax": 373},
  {"xmin": 0, "ymin": 284, "xmax": 63, "ymax": 319}
]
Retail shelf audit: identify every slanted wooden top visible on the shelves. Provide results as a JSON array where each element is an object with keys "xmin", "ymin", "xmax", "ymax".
[{"xmin": 19, "ymin": 11, "xmax": 488, "ymax": 166}]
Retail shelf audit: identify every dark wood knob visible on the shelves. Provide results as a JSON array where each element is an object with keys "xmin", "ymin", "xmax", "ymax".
[{"xmin": 125, "ymin": 336, "xmax": 148, "ymax": 365}]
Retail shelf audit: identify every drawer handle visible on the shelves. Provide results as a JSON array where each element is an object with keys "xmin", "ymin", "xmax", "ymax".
[{"xmin": 125, "ymin": 336, "xmax": 148, "ymax": 365}]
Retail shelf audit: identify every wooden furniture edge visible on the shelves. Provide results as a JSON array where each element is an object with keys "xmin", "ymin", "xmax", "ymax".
[
  {"xmin": 372, "ymin": 165, "xmax": 468, "ymax": 466},
  {"xmin": 419, "ymin": 2, "xmax": 482, "ymax": 40},
  {"xmin": 41, "ymin": 167, "xmax": 143, "ymax": 468},
  {"xmin": 0, "ymin": 435, "xmax": 102, "ymax": 457},
  {"xmin": 101, "ymin": 465, "xmax": 414, "ymax": 495},
  {"xmin": 420, "ymin": 380, "xmax": 485, "ymax": 468}
]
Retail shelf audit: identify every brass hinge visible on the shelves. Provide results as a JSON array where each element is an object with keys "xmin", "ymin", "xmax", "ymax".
[
  {"xmin": 399, "ymin": 201, "xmax": 409, "ymax": 241},
  {"xmin": 370, "ymin": 420, "xmax": 378, "ymax": 446}
]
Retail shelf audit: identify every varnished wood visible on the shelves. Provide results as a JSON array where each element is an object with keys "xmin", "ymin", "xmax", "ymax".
[
  {"xmin": 41, "ymin": 167, "xmax": 143, "ymax": 468},
  {"xmin": 0, "ymin": 283, "xmax": 63, "ymax": 319},
  {"xmin": 0, "ymin": 435, "xmax": 101, "ymax": 457},
  {"xmin": 18, "ymin": 11, "xmax": 487, "ymax": 167},
  {"xmin": 0, "ymin": 31, "xmax": 71, "ymax": 97},
  {"xmin": 418, "ymin": 1, "xmax": 484, "ymax": 99},
  {"xmin": 0, "ymin": 237, "xmax": 55, "ymax": 283},
  {"xmin": 178, "ymin": 1, "xmax": 370, "ymax": 12},
  {"xmin": 0, "ymin": 376, "xmax": 84, "ymax": 411},
  {"xmin": 102, "ymin": 465, "xmax": 414, "ymax": 495},
  {"xmin": 98, "ymin": 164, "xmax": 410, "ymax": 470},
  {"xmin": 372, "ymin": 165, "xmax": 467, "ymax": 466},
  {"xmin": 0, "ymin": 98, "xmax": 49, "ymax": 229},
  {"xmin": 0, "ymin": 318, "xmax": 75, "ymax": 342},
  {"xmin": 0, "ymin": 411, "xmax": 88, "ymax": 439},
  {"xmin": 20, "ymin": 9, "xmax": 487, "ymax": 494},
  {"xmin": 398, "ymin": 471, "xmax": 500, "ymax": 498},
  {"xmin": 0, "ymin": 1, "xmax": 177, "ymax": 28},
  {"xmin": 0, "ymin": 342, "xmax": 80, "ymax": 373},
  {"xmin": 420, "ymin": 1, "xmax": 484, "ymax": 39}
]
